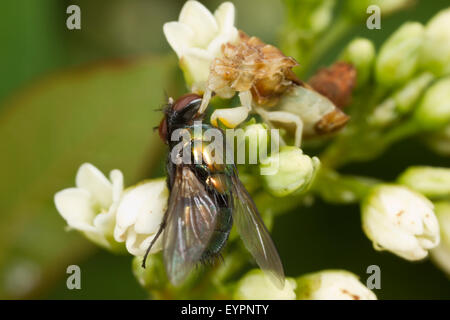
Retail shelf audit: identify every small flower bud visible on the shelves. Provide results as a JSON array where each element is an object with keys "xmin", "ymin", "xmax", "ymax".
[
  {"xmin": 339, "ymin": 38, "xmax": 375, "ymax": 88},
  {"xmin": 421, "ymin": 8, "xmax": 450, "ymax": 76},
  {"xmin": 233, "ymin": 269, "xmax": 297, "ymax": 300},
  {"xmin": 362, "ymin": 185, "xmax": 440, "ymax": 261},
  {"xmin": 393, "ymin": 72, "xmax": 435, "ymax": 114},
  {"xmin": 430, "ymin": 202, "xmax": 450, "ymax": 275},
  {"xmin": 369, "ymin": 72, "xmax": 435, "ymax": 127},
  {"xmin": 296, "ymin": 270, "xmax": 377, "ymax": 300},
  {"xmin": 132, "ymin": 254, "xmax": 168, "ymax": 292},
  {"xmin": 398, "ymin": 166, "xmax": 450, "ymax": 199},
  {"xmin": 235, "ymin": 120, "xmax": 272, "ymax": 163},
  {"xmin": 426, "ymin": 124, "xmax": 450, "ymax": 156},
  {"xmin": 114, "ymin": 178, "xmax": 169, "ymax": 256},
  {"xmin": 375, "ymin": 22, "xmax": 424, "ymax": 87},
  {"xmin": 260, "ymin": 146, "xmax": 320, "ymax": 197},
  {"xmin": 308, "ymin": 0, "xmax": 335, "ymax": 34},
  {"xmin": 54, "ymin": 163, "xmax": 124, "ymax": 252},
  {"xmin": 414, "ymin": 77, "xmax": 450, "ymax": 130}
]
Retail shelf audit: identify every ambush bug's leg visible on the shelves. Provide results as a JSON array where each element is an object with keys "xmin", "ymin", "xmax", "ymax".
[
  {"xmin": 256, "ymin": 109, "xmax": 304, "ymax": 147},
  {"xmin": 255, "ymin": 108, "xmax": 287, "ymax": 146},
  {"xmin": 210, "ymin": 90, "xmax": 253, "ymax": 128},
  {"xmin": 238, "ymin": 90, "xmax": 253, "ymax": 112},
  {"xmin": 142, "ymin": 215, "xmax": 167, "ymax": 268},
  {"xmin": 198, "ymin": 88, "xmax": 212, "ymax": 114}
]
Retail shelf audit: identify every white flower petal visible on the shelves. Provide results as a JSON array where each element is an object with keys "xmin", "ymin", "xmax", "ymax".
[
  {"xmin": 82, "ymin": 230, "xmax": 110, "ymax": 248},
  {"xmin": 110, "ymin": 169, "xmax": 124, "ymax": 203},
  {"xmin": 54, "ymin": 188, "xmax": 96, "ymax": 232},
  {"xmin": 207, "ymin": 27, "xmax": 238, "ymax": 57},
  {"xmin": 125, "ymin": 229, "xmax": 163, "ymax": 256},
  {"xmin": 114, "ymin": 179, "xmax": 168, "ymax": 256},
  {"xmin": 179, "ymin": 1, "xmax": 218, "ymax": 48},
  {"xmin": 181, "ymin": 48, "xmax": 215, "ymax": 91},
  {"xmin": 113, "ymin": 224, "xmax": 127, "ymax": 242},
  {"xmin": 93, "ymin": 210, "xmax": 115, "ymax": 237},
  {"xmin": 75, "ymin": 163, "xmax": 112, "ymax": 209},
  {"xmin": 163, "ymin": 22, "xmax": 195, "ymax": 58},
  {"xmin": 115, "ymin": 180, "xmax": 167, "ymax": 231},
  {"xmin": 431, "ymin": 241, "xmax": 450, "ymax": 275},
  {"xmin": 214, "ymin": 2, "xmax": 236, "ymax": 32}
]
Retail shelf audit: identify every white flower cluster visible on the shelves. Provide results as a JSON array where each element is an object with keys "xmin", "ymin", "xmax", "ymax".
[
  {"xmin": 163, "ymin": 1, "xmax": 238, "ymax": 93},
  {"xmin": 55, "ymin": 163, "xmax": 168, "ymax": 257}
]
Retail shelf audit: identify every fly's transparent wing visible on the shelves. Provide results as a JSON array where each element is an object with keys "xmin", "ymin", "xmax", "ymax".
[
  {"xmin": 231, "ymin": 173, "xmax": 285, "ymax": 289},
  {"xmin": 163, "ymin": 166, "xmax": 218, "ymax": 285}
]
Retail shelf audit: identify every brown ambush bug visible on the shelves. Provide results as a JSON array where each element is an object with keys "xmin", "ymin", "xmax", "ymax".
[
  {"xmin": 198, "ymin": 31, "xmax": 355, "ymax": 146},
  {"xmin": 142, "ymin": 93, "xmax": 285, "ymax": 288}
]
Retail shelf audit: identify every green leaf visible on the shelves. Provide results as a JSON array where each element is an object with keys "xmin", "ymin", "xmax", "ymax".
[{"xmin": 0, "ymin": 56, "xmax": 178, "ymax": 298}]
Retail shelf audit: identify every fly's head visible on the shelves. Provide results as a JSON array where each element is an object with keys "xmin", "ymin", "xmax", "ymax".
[{"xmin": 158, "ymin": 93, "xmax": 203, "ymax": 144}]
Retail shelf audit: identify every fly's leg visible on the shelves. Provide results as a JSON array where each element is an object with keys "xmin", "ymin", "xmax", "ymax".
[
  {"xmin": 142, "ymin": 213, "xmax": 168, "ymax": 268},
  {"xmin": 256, "ymin": 108, "xmax": 304, "ymax": 147}
]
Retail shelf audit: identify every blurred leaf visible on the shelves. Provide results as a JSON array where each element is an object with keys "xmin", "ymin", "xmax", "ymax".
[
  {"xmin": 0, "ymin": 55, "xmax": 179, "ymax": 298},
  {"xmin": 0, "ymin": 0, "xmax": 66, "ymax": 103}
]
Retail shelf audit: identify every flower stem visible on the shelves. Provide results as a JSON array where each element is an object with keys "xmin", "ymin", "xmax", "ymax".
[{"xmin": 302, "ymin": 17, "xmax": 352, "ymax": 77}]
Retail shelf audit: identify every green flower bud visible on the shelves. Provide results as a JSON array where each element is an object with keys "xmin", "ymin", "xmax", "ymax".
[
  {"xmin": 394, "ymin": 72, "xmax": 435, "ymax": 113},
  {"xmin": 369, "ymin": 72, "xmax": 435, "ymax": 126},
  {"xmin": 435, "ymin": 202, "xmax": 450, "ymax": 248},
  {"xmin": 260, "ymin": 146, "xmax": 320, "ymax": 197},
  {"xmin": 132, "ymin": 254, "xmax": 168, "ymax": 292},
  {"xmin": 233, "ymin": 269, "xmax": 297, "ymax": 300},
  {"xmin": 414, "ymin": 77, "xmax": 450, "ymax": 129},
  {"xmin": 234, "ymin": 119, "xmax": 273, "ymax": 164},
  {"xmin": 308, "ymin": 0, "xmax": 335, "ymax": 34},
  {"xmin": 398, "ymin": 166, "xmax": 450, "ymax": 199},
  {"xmin": 362, "ymin": 184, "xmax": 440, "ymax": 261},
  {"xmin": 375, "ymin": 22, "xmax": 424, "ymax": 87},
  {"xmin": 426, "ymin": 124, "xmax": 450, "ymax": 156},
  {"xmin": 340, "ymin": 38, "xmax": 375, "ymax": 88},
  {"xmin": 421, "ymin": 8, "xmax": 450, "ymax": 76},
  {"xmin": 296, "ymin": 270, "xmax": 376, "ymax": 300},
  {"xmin": 430, "ymin": 202, "xmax": 450, "ymax": 275}
]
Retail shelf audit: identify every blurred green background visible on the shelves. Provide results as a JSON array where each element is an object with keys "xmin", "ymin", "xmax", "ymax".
[{"xmin": 0, "ymin": 0, "xmax": 449, "ymax": 299}]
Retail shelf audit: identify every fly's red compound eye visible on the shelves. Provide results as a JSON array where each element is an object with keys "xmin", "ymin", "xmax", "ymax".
[
  {"xmin": 158, "ymin": 117, "xmax": 168, "ymax": 143},
  {"xmin": 172, "ymin": 93, "xmax": 202, "ymax": 112}
]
